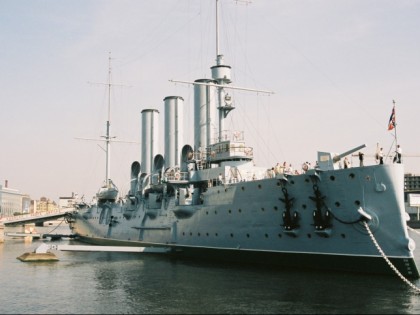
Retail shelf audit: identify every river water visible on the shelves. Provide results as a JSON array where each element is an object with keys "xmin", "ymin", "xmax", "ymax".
[{"xmin": 1, "ymin": 223, "xmax": 420, "ymax": 314}]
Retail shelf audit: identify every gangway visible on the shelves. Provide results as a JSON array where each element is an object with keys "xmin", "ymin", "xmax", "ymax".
[
  {"xmin": 4, "ymin": 232, "xmax": 76, "ymax": 240},
  {"xmin": 5, "ymin": 232, "xmax": 42, "ymax": 238},
  {"xmin": 0, "ymin": 209, "xmax": 74, "ymax": 227}
]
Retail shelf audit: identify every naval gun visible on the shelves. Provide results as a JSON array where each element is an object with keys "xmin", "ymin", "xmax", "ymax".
[{"xmin": 317, "ymin": 144, "xmax": 366, "ymax": 171}]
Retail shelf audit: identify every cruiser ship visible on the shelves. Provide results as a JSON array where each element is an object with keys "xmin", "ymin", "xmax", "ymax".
[{"xmin": 66, "ymin": 1, "xmax": 419, "ymax": 278}]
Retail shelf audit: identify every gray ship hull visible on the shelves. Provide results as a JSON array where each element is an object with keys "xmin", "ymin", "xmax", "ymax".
[{"xmin": 68, "ymin": 164, "xmax": 419, "ymax": 278}]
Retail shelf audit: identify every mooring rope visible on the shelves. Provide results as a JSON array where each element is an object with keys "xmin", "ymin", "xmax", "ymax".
[
  {"xmin": 45, "ymin": 218, "xmax": 65, "ymax": 234},
  {"xmin": 408, "ymin": 226, "xmax": 420, "ymax": 236},
  {"xmin": 363, "ymin": 221, "xmax": 420, "ymax": 293}
]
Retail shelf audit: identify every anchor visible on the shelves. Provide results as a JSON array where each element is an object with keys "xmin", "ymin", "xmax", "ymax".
[
  {"xmin": 310, "ymin": 184, "xmax": 332, "ymax": 235},
  {"xmin": 280, "ymin": 187, "xmax": 299, "ymax": 235}
]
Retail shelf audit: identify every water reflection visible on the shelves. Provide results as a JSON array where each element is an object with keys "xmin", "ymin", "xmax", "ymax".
[{"xmin": 1, "ymin": 225, "xmax": 420, "ymax": 314}]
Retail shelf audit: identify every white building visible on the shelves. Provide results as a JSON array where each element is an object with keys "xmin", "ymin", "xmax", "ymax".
[
  {"xmin": 58, "ymin": 192, "xmax": 78, "ymax": 209},
  {"xmin": 0, "ymin": 180, "xmax": 30, "ymax": 217}
]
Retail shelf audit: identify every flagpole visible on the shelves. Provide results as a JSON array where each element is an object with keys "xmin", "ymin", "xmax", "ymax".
[
  {"xmin": 387, "ymin": 100, "xmax": 398, "ymax": 163},
  {"xmin": 393, "ymin": 100, "xmax": 398, "ymax": 150}
]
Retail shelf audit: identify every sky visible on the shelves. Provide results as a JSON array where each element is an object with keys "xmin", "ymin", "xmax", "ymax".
[{"xmin": 1, "ymin": 0, "xmax": 419, "ymax": 203}]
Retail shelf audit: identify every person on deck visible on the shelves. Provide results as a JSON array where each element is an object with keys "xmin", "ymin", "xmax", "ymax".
[
  {"xmin": 358, "ymin": 151, "xmax": 364, "ymax": 167},
  {"xmin": 344, "ymin": 157, "xmax": 350, "ymax": 169},
  {"xmin": 396, "ymin": 145, "xmax": 402, "ymax": 164},
  {"xmin": 379, "ymin": 148, "xmax": 384, "ymax": 165}
]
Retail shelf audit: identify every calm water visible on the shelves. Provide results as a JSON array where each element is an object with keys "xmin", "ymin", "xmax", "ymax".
[{"xmin": 2, "ymin": 223, "xmax": 420, "ymax": 314}]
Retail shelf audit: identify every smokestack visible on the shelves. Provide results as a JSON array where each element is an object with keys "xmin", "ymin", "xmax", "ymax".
[
  {"xmin": 141, "ymin": 109, "xmax": 159, "ymax": 174},
  {"xmin": 164, "ymin": 96, "xmax": 184, "ymax": 168},
  {"xmin": 5, "ymin": 180, "xmax": 8, "ymax": 188},
  {"xmin": 194, "ymin": 79, "xmax": 217, "ymax": 151}
]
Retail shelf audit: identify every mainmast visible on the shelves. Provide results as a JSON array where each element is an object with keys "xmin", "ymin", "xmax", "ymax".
[
  {"xmin": 212, "ymin": 0, "xmax": 234, "ymax": 142},
  {"xmin": 216, "ymin": 0, "xmax": 220, "ymax": 57},
  {"xmin": 170, "ymin": 0, "xmax": 273, "ymax": 150}
]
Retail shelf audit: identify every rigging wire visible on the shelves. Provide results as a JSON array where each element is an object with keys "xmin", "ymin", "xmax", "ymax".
[{"xmin": 218, "ymin": 1, "xmax": 285, "ymax": 166}]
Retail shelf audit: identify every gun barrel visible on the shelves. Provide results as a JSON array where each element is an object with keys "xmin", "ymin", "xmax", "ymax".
[{"xmin": 333, "ymin": 144, "xmax": 366, "ymax": 162}]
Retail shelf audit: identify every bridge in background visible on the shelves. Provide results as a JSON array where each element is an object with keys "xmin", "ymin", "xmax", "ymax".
[{"xmin": 0, "ymin": 208, "xmax": 74, "ymax": 227}]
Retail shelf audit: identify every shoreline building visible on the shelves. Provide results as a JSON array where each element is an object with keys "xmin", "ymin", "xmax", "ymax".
[
  {"xmin": 405, "ymin": 173, "xmax": 420, "ymax": 222},
  {"xmin": 58, "ymin": 192, "xmax": 78, "ymax": 210},
  {"xmin": 405, "ymin": 173, "xmax": 420, "ymax": 194},
  {"xmin": 0, "ymin": 180, "xmax": 31, "ymax": 217},
  {"xmin": 33, "ymin": 197, "xmax": 57, "ymax": 213}
]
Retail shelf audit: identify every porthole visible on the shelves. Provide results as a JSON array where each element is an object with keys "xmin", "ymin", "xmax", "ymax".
[
  {"xmin": 241, "ymin": 186, "xmax": 245, "ymax": 191},
  {"xmin": 246, "ymin": 234, "xmax": 250, "ymax": 238},
  {"xmin": 349, "ymin": 173, "xmax": 355, "ymax": 179},
  {"xmin": 355, "ymin": 200, "xmax": 361, "ymax": 206},
  {"xmin": 230, "ymin": 233, "xmax": 234, "ymax": 238},
  {"xmin": 330, "ymin": 176, "xmax": 335, "ymax": 181},
  {"xmin": 307, "ymin": 234, "xmax": 312, "ymax": 238},
  {"xmin": 341, "ymin": 234, "xmax": 346, "ymax": 238},
  {"xmin": 274, "ymin": 206, "xmax": 278, "ymax": 211},
  {"xmin": 278, "ymin": 233, "xmax": 282, "ymax": 238},
  {"xmin": 335, "ymin": 202, "xmax": 341, "ymax": 207},
  {"xmin": 238, "ymin": 208, "xmax": 242, "ymax": 213},
  {"xmin": 265, "ymin": 233, "xmax": 269, "ymax": 238},
  {"xmin": 302, "ymin": 204, "xmax": 307, "ymax": 209},
  {"xmin": 258, "ymin": 184, "xmax": 262, "ymax": 189}
]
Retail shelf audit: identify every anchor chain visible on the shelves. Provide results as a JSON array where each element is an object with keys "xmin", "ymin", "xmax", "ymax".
[
  {"xmin": 64, "ymin": 212, "xmax": 73, "ymax": 224},
  {"xmin": 364, "ymin": 221, "xmax": 420, "ymax": 293},
  {"xmin": 309, "ymin": 184, "xmax": 332, "ymax": 230},
  {"xmin": 280, "ymin": 187, "xmax": 299, "ymax": 230}
]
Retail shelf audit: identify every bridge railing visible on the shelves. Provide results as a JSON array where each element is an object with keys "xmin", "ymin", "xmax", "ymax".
[{"xmin": 0, "ymin": 208, "xmax": 72, "ymax": 223}]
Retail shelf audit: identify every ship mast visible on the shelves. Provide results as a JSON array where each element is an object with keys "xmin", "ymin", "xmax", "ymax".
[
  {"xmin": 216, "ymin": 0, "xmax": 220, "ymax": 58},
  {"xmin": 213, "ymin": 0, "xmax": 234, "ymax": 142},
  {"xmin": 104, "ymin": 53, "xmax": 113, "ymax": 187},
  {"xmin": 100, "ymin": 53, "xmax": 133, "ymax": 187},
  {"xmin": 76, "ymin": 53, "xmax": 135, "ymax": 196},
  {"xmin": 170, "ymin": 0, "xmax": 274, "ymax": 146}
]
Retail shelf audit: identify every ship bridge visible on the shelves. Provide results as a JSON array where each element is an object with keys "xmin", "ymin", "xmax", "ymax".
[{"xmin": 207, "ymin": 130, "xmax": 253, "ymax": 163}]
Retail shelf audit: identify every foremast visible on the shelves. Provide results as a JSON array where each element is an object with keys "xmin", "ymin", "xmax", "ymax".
[
  {"xmin": 96, "ymin": 53, "xmax": 119, "ymax": 202},
  {"xmin": 104, "ymin": 53, "xmax": 114, "ymax": 189}
]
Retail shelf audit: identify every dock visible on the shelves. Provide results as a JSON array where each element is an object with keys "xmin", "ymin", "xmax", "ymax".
[{"xmin": 5, "ymin": 232, "xmax": 75, "ymax": 240}]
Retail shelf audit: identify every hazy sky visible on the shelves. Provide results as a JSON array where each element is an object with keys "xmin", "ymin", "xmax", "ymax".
[{"xmin": 1, "ymin": 0, "xmax": 419, "ymax": 202}]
